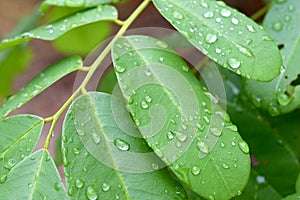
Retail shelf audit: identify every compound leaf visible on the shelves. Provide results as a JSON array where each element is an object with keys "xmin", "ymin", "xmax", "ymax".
[
  {"xmin": 0, "ymin": 56, "xmax": 82, "ymax": 117},
  {"xmin": 0, "ymin": 115, "xmax": 43, "ymax": 181},
  {"xmin": 245, "ymin": 0, "xmax": 300, "ymax": 116},
  {"xmin": 0, "ymin": 5, "xmax": 118, "ymax": 51},
  {"xmin": 0, "ymin": 149, "xmax": 67, "ymax": 199},
  {"xmin": 62, "ymin": 92, "xmax": 187, "ymax": 199},
  {"xmin": 112, "ymin": 35, "xmax": 250, "ymax": 200},
  {"xmin": 153, "ymin": 0, "xmax": 282, "ymax": 81}
]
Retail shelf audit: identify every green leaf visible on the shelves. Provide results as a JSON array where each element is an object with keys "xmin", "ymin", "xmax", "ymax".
[
  {"xmin": 245, "ymin": 0, "xmax": 300, "ymax": 116},
  {"xmin": 41, "ymin": 0, "xmax": 120, "ymax": 12},
  {"xmin": 0, "ymin": 115, "xmax": 44, "ymax": 181},
  {"xmin": 97, "ymin": 68, "xmax": 118, "ymax": 94},
  {"xmin": 0, "ymin": 56, "xmax": 83, "ymax": 117},
  {"xmin": 296, "ymin": 173, "xmax": 300, "ymax": 193},
  {"xmin": 234, "ymin": 170, "xmax": 282, "ymax": 200},
  {"xmin": 0, "ymin": 5, "xmax": 118, "ymax": 51},
  {"xmin": 112, "ymin": 35, "xmax": 250, "ymax": 199},
  {"xmin": 0, "ymin": 149, "xmax": 67, "ymax": 199},
  {"xmin": 63, "ymin": 92, "xmax": 187, "ymax": 199},
  {"xmin": 218, "ymin": 65, "xmax": 299, "ymax": 196},
  {"xmin": 152, "ymin": 0, "xmax": 282, "ymax": 81},
  {"xmin": 282, "ymin": 193, "xmax": 300, "ymax": 200},
  {"xmin": 0, "ymin": 45, "xmax": 32, "ymax": 98}
]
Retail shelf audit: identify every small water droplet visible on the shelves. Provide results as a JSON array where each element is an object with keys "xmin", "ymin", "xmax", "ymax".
[
  {"xmin": 246, "ymin": 25, "xmax": 256, "ymax": 33},
  {"xmin": 73, "ymin": 148, "xmax": 80, "ymax": 155},
  {"xmin": 114, "ymin": 138, "xmax": 130, "ymax": 151},
  {"xmin": 102, "ymin": 182, "xmax": 110, "ymax": 192},
  {"xmin": 288, "ymin": 4, "xmax": 295, "ymax": 12},
  {"xmin": 176, "ymin": 132, "xmax": 187, "ymax": 142},
  {"xmin": 205, "ymin": 34, "xmax": 218, "ymax": 44},
  {"xmin": 92, "ymin": 133, "xmax": 101, "ymax": 144},
  {"xmin": 231, "ymin": 141, "xmax": 236, "ymax": 146},
  {"xmin": 159, "ymin": 56, "xmax": 164, "ymax": 62},
  {"xmin": 228, "ymin": 57, "xmax": 241, "ymax": 69},
  {"xmin": 191, "ymin": 166, "xmax": 201, "ymax": 175},
  {"xmin": 135, "ymin": 119, "xmax": 141, "ymax": 126},
  {"xmin": 272, "ymin": 21, "xmax": 283, "ymax": 31},
  {"xmin": 210, "ymin": 127, "xmax": 222, "ymax": 137},
  {"xmin": 141, "ymin": 101, "xmax": 149, "ymax": 109},
  {"xmin": 238, "ymin": 140, "xmax": 249, "ymax": 154},
  {"xmin": 220, "ymin": 8, "xmax": 231, "ymax": 17},
  {"xmin": 28, "ymin": 183, "xmax": 33, "ymax": 188},
  {"xmin": 203, "ymin": 11, "xmax": 214, "ymax": 18},
  {"xmin": 75, "ymin": 179, "xmax": 84, "ymax": 189},
  {"xmin": 77, "ymin": 130, "xmax": 86, "ymax": 136},
  {"xmin": 156, "ymin": 41, "xmax": 168, "ymax": 48},
  {"xmin": 277, "ymin": 92, "xmax": 293, "ymax": 106},
  {"xmin": 115, "ymin": 65, "xmax": 126, "ymax": 73},
  {"xmin": 220, "ymin": 142, "xmax": 225, "ymax": 148},
  {"xmin": 173, "ymin": 11, "xmax": 183, "ymax": 20},
  {"xmin": 54, "ymin": 182, "xmax": 61, "ymax": 191},
  {"xmin": 167, "ymin": 131, "xmax": 175, "ymax": 140},
  {"xmin": 86, "ymin": 186, "xmax": 98, "ymax": 200},
  {"xmin": 151, "ymin": 163, "xmax": 159, "ymax": 170},
  {"xmin": 182, "ymin": 65, "xmax": 189, "ymax": 72},
  {"xmin": 222, "ymin": 163, "xmax": 230, "ymax": 169},
  {"xmin": 0, "ymin": 175, "xmax": 7, "ymax": 184},
  {"xmin": 256, "ymin": 175, "xmax": 265, "ymax": 184},
  {"xmin": 268, "ymin": 104, "xmax": 280, "ymax": 116},
  {"xmin": 231, "ymin": 18, "xmax": 239, "ymax": 25}
]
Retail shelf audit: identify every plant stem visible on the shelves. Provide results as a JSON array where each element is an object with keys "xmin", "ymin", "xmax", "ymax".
[
  {"xmin": 43, "ymin": 0, "xmax": 152, "ymax": 149},
  {"xmin": 251, "ymin": 2, "xmax": 272, "ymax": 21}
]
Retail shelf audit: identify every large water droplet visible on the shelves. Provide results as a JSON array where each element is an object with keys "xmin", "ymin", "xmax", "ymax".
[
  {"xmin": 220, "ymin": 9, "xmax": 231, "ymax": 17},
  {"xmin": 210, "ymin": 127, "xmax": 222, "ymax": 137},
  {"xmin": 167, "ymin": 131, "xmax": 175, "ymax": 140},
  {"xmin": 277, "ymin": 92, "xmax": 293, "ymax": 105},
  {"xmin": 205, "ymin": 34, "xmax": 218, "ymax": 44},
  {"xmin": 272, "ymin": 21, "xmax": 283, "ymax": 31},
  {"xmin": 145, "ymin": 95, "xmax": 152, "ymax": 103},
  {"xmin": 114, "ymin": 138, "xmax": 130, "ymax": 151},
  {"xmin": 238, "ymin": 140, "xmax": 249, "ymax": 154},
  {"xmin": 75, "ymin": 179, "xmax": 84, "ymax": 189},
  {"xmin": 173, "ymin": 11, "xmax": 183, "ymax": 20},
  {"xmin": 102, "ymin": 182, "xmax": 110, "ymax": 192},
  {"xmin": 86, "ymin": 186, "xmax": 98, "ymax": 200},
  {"xmin": 228, "ymin": 57, "xmax": 241, "ymax": 69}
]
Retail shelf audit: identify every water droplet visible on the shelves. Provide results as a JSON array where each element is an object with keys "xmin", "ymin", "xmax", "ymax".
[
  {"xmin": 145, "ymin": 96, "xmax": 152, "ymax": 103},
  {"xmin": 203, "ymin": 116, "xmax": 210, "ymax": 124},
  {"xmin": 159, "ymin": 56, "xmax": 164, "ymax": 62},
  {"xmin": 173, "ymin": 11, "xmax": 183, "ymax": 20},
  {"xmin": 203, "ymin": 11, "xmax": 214, "ymax": 18},
  {"xmin": 114, "ymin": 138, "xmax": 130, "ymax": 151},
  {"xmin": 277, "ymin": 92, "xmax": 293, "ymax": 105},
  {"xmin": 205, "ymin": 34, "xmax": 218, "ymax": 44},
  {"xmin": 102, "ymin": 182, "xmax": 110, "ymax": 192},
  {"xmin": 228, "ymin": 57, "xmax": 241, "ymax": 69},
  {"xmin": 92, "ymin": 133, "xmax": 101, "ymax": 144},
  {"xmin": 197, "ymin": 140, "xmax": 209, "ymax": 154},
  {"xmin": 0, "ymin": 175, "xmax": 7, "ymax": 184},
  {"xmin": 141, "ymin": 101, "xmax": 149, "ymax": 109},
  {"xmin": 191, "ymin": 166, "xmax": 201, "ymax": 175},
  {"xmin": 73, "ymin": 148, "xmax": 80, "ymax": 155},
  {"xmin": 115, "ymin": 65, "xmax": 126, "ymax": 73},
  {"xmin": 54, "ymin": 182, "xmax": 61, "ymax": 191},
  {"xmin": 28, "ymin": 183, "xmax": 33, "ymax": 188},
  {"xmin": 216, "ymin": 17, "xmax": 222, "ymax": 23},
  {"xmin": 220, "ymin": 8, "xmax": 231, "ymax": 17},
  {"xmin": 167, "ymin": 131, "xmax": 175, "ymax": 140},
  {"xmin": 210, "ymin": 127, "xmax": 222, "ymax": 137},
  {"xmin": 238, "ymin": 140, "xmax": 249, "ymax": 154},
  {"xmin": 215, "ymin": 48, "xmax": 222, "ymax": 54},
  {"xmin": 135, "ymin": 119, "xmax": 141, "ymax": 126},
  {"xmin": 268, "ymin": 104, "xmax": 280, "ymax": 116},
  {"xmin": 231, "ymin": 18, "xmax": 239, "ymax": 25},
  {"xmin": 75, "ymin": 179, "xmax": 84, "ymax": 189},
  {"xmin": 182, "ymin": 65, "xmax": 189, "ymax": 72},
  {"xmin": 151, "ymin": 163, "xmax": 159, "ymax": 170},
  {"xmin": 272, "ymin": 21, "xmax": 283, "ymax": 31},
  {"xmin": 77, "ymin": 130, "xmax": 86, "ymax": 136},
  {"xmin": 256, "ymin": 175, "xmax": 265, "ymax": 184},
  {"xmin": 288, "ymin": 5, "xmax": 295, "ymax": 12},
  {"xmin": 284, "ymin": 15, "xmax": 291, "ymax": 22},
  {"xmin": 220, "ymin": 142, "xmax": 225, "ymax": 148},
  {"xmin": 68, "ymin": 186, "xmax": 74, "ymax": 196},
  {"xmin": 86, "ymin": 186, "xmax": 98, "ymax": 200},
  {"xmin": 176, "ymin": 132, "xmax": 187, "ymax": 142},
  {"xmin": 246, "ymin": 25, "xmax": 256, "ymax": 33},
  {"xmin": 222, "ymin": 163, "xmax": 230, "ymax": 169},
  {"xmin": 237, "ymin": 44, "xmax": 254, "ymax": 57},
  {"xmin": 231, "ymin": 141, "xmax": 236, "ymax": 146},
  {"xmin": 156, "ymin": 41, "xmax": 168, "ymax": 48}
]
